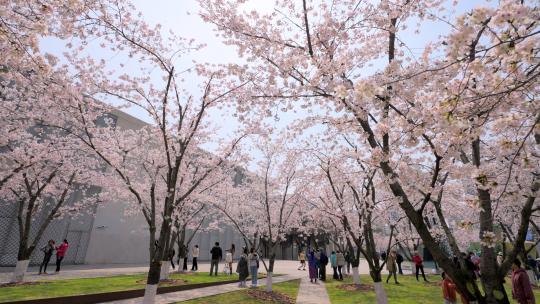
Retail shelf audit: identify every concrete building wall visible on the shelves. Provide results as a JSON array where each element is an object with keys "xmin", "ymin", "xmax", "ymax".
[{"xmin": 84, "ymin": 200, "xmax": 150, "ymax": 264}]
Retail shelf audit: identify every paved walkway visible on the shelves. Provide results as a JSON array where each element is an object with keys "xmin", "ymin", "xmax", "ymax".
[
  {"xmin": 1, "ymin": 260, "xmax": 367, "ymax": 283},
  {"xmin": 0, "ymin": 263, "xmax": 151, "ymax": 283},
  {"xmin": 1, "ymin": 259, "xmax": 434, "ymax": 283},
  {"xmin": 104, "ymin": 274, "xmax": 301, "ymax": 304},
  {"xmin": 296, "ymin": 277, "xmax": 331, "ymax": 304}
]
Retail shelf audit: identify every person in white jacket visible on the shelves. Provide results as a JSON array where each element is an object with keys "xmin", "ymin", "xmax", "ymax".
[
  {"xmin": 191, "ymin": 245, "xmax": 199, "ymax": 271},
  {"xmin": 225, "ymin": 250, "xmax": 233, "ymax": 275}
]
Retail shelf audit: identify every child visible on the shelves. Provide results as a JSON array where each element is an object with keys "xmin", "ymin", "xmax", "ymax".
[{"xmin": 442, "ymin": 272, "xmax": 457, "ymax": 304}]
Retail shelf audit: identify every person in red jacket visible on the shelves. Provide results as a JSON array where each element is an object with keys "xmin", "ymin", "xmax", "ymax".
[
  {"xmin": 512, "ymin": 259, "xmax": 536, "ymax": 304},
  {"xmin": 412, "ymin": 251, "xmax": 428, "ymax": 282},
  {"xmin": 441, "ymin": 272, "xmax": 457, "ymax": 304},
  {"xmin": 55, "ymin": 239, "xmax": 69, "ymax": 273}
]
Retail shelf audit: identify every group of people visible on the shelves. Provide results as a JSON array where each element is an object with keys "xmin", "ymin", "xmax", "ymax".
[
  {"xmin": 441, "ymin": 258, "xmax": 536, "ymax": 304},
  {"xmin": 300, "ymin": 248, "xmax": 346, "ymax": 283},
  {"xmin": 235, "ymin": 247, "xmax": 260, "ymax": 288},
  {"xmin": 38, "ymin": 239, "xmax": 69, "ymax": 275},
  {"xmin": 173, "ymin": 241, "xmax": 261, "ymax": 288},
  {"xmin": 383, "ymin": 250, "xmax": 428, "ymax": 283}
]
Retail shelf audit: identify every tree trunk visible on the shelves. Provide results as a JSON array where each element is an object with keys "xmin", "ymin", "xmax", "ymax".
[
  {"xmin": 11, "ymin": 259, "xmax": 30, "ymax": 283},
  {"xmin": 347, "ymin": 239, "xmax": 361, "ymax": 285},
  {"xmin": 351, "ymin": 267, "xmax": 361, "ymax": 284},
  {"xmin": 12, "ymin": 239, "xmax": 32, "ymax": 282},
  {"xmin": 475, "ymin": 138, "xmax": 510, "ymax": 304},
  {"xmin": 143, "ymin": 209, "xmax": 173, "ymax": 304},
  {"xmin": 176, "ymin": 228, "xmax": 187, "ymax": 273},
  {"xmin": 149, "ymin": 227, "xmax": 156, "ymax": 263},
  {"xmin": 159, "ymin": 261, "xmax": 170, "ymax": 280},
  {"xmin": 373, "ymin": 281, "xmax": 388, "ymax": 304},
  {"xmin": 266, "ymin": 249, "xmax": 275, "ymax": 292},
  {"xmin": 178, "ymin": 258, "xmax": 184, "ymax": 273}
]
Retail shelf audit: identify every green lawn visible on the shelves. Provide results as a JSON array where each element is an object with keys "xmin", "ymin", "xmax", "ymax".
[
  {"xmin": 325, "ymin": 274, "xmax": 540, "ymax": 304},
  {"xmin": 178, "ymin": 279, "xmax": 301, "ymax": 304},
  {"xmin": 0, "ymin": 272, "xmax": 242, "ymax": 303}
]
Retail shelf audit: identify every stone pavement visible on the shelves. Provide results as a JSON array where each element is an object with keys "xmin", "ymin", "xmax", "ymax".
[
  {"xmin": 0, "ymin": 260, "xmax": 315, "ymax": 282},
  {"xmin": 0, "ymin": 263, "xmax": 150, "ymax": 283},
  {"xmin": 0, "ymin": 259, "xmax": 376, "ymax": 283},
  {"xmin": 103, "ymin": 274, "xmax": 301, "ymax": 304},
  {"xmin": 296, "ymin": 277, "xmax": 331, "ymax": 304}
]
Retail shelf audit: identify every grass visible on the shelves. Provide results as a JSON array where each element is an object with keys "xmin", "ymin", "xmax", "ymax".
[
  {"xmin": 0, "ymin": 272, "xmax": 244, "ymax": 303},
  {"xmin": 325, "ymin": 274, "xmax": 540, "ymax": 304},
  {"xmin": 177, "ymin": 279, "xmax": 301, "ymax": 304}
]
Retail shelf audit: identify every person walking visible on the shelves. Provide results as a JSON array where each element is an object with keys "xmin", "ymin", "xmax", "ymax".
[
  {"xmin": 442, "ymin": 272, "xmax": 457, "ymax": 304},
  {"xmin": 469, "ymin": 252, "xmax": 481, "ymax": 278},
  {"xmin": 319, "ymin": 249, "xmax": 328, "ymax": 281},
  {"xmin": 191, "ymin": 245, "xmax": 199, "ymax": 271},
  {"xmin": 168, "ymin": 247, "xmax": 176, "ymax": 270},
  {"xmin": 225, "ymin": 249, "xmax": 233, "ymax": 275},
  {"xmin": 248, "ymin": 248, "xmax": 259, "ymax": 288},
  {"xmin": 527, "ymin": 255, "xmax": 539, "ymax": 281},
  {"xmin": 396, "ymin": 252, "xmax": 404, "ymax": 275},
  {"xmin": 462, "ymin": 252, "xmax": 478, "ymax": 280},
  {"xmin": 412, "ymin": 251, "xmax": 428, "ymax": 282},
  {"xmin": 55, "ymin": 239, "xmax": 69, "ymax": 273},
  {"xmin": 497, "ymin": 252, "xmax": 504, "ymax": 266},
  {"xmin": 330, "ymin": 251, "xmax": 338, "ymax": 280},
  {"xmin": 236, "ymin": 248, "xmax": 249, "ymax": 288},
  {"xmin": 209, "ymin": 242, "xmax": 223, "ymax": 276},
  {"xmin": 336, "ymin": 251, "xmax": 345, "ymax": 280},
  {"xmin": 314, "ymin": 249, "xmax": 321, "ymax": 278},
  {"xmin": 380, "ymin": 250, "xmax": 387, "ymax": 262},
  {"xmin": 308, "ymin": 251, "xmax": 318, "ymax": 283},
  {"xmin": 298, "ymin": 251, "xmax": 306, "ymax": 270},
  {"xmin": 230, "ymin": 243, "xmax": 236, "ymax": 258},
  {"xmin": 386, "ymin": 250, "xmax": 399, "ymax": 284},
  {"xmin": 38, "ymin": 240, "xmax": 55, "ymax": 274},
  {"xmin": 512, "ymin": 259, "xmax": 536, "ymax": 304},
  {"xmin": 345, "ymin": 251, "xmax": 351, "ymax": 275}
]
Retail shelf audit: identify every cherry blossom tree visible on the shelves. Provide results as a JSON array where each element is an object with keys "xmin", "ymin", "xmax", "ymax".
[
  {"xmin": 1, "ymin": 3, "xmax": 111, "ymax": 279},
  {"xmin": 169, "ymin": 202, "xmax": 208, "ymax": 273},
  {"xmin": 1, "ymin": 73, "xmax": 106, "ymax": 282},
  {"xmin": 33, "ymin": 2, "xmax": 250, "ymax": 302},
  {"xmin": 304, "ymin": 140, "xmax": 403, "ymax": 303},
  {"xmin": 212, "ymin": 139, "xmax": 308, "ymax": 291},
  {"xmin": 0, "ymin": 121, "xmax": 99, "ymax": 282},
  {"xmin": 200, "ymin": 1, "xmax": 539, "ymax": 302}
]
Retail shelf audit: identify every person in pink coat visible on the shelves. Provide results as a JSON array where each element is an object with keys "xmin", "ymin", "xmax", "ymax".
[
  {"xmin": 512, "ymin": 259, "xmax": 536, "ymax": 304},
  {"xmin": 55, "ymin": 239, "xmax": 69, "ymax": 273}
]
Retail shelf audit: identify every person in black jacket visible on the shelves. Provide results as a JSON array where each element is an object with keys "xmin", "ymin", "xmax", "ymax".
[
  {"xmin": 319, "ymin": 249, "xmax": 329, "ymax": 281},
  {"xmin": 38, "ymin": 240, "xmax": 55, "ymax": 274},
  {"xmin": 459, "ymin": 252, "xmax": 478, "ymax": 280},
  {"xmin": 396, "ymin": 252, "xmax": 404, "ymax": 275},
  {"xmin": 344, "ymin": 251, "xmax": 351, "ymax": 274},
  {"xmin": 209, "ymin": 242, "xmax": 223, "ymax": 276},
  {"xmin": 169, "ymin": 248, "xmax": 176, "ymax": 270}
]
